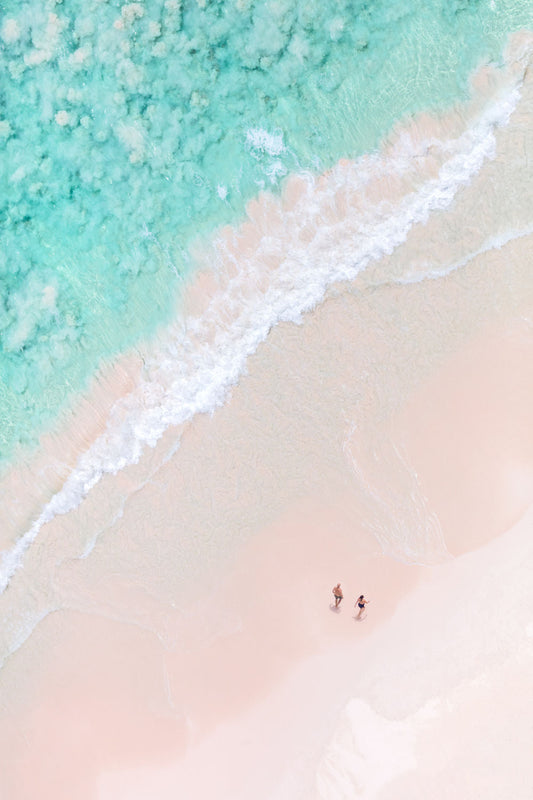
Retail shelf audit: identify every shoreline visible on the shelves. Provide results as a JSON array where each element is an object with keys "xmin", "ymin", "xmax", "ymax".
[
  {"xmin": 1, "ymin": 33, "xmax": 531, "ymax": 570},
  {"xmin": 0, "ymin": 241, "xmax": 531, "ymax": 796},
  {"xmin": 0, "ymin": 31, "xmax": 531, "ymax": 799}
]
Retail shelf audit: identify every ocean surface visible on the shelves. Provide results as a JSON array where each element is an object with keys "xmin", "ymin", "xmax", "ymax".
[{"xmin": 1, "ymin": 0, "xmax": 531, "ymax": 464}]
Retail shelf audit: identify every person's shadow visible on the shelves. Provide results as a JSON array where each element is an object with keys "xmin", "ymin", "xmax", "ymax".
[{"xmin": 329, "ymin": 603, "xmax": 341, "ymax": 613}]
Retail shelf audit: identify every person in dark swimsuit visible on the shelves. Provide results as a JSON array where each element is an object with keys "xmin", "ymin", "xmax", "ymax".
[
  {"xmin": 355, "ymin": 594, "xmax": 370, "ymax": 619},
  {"xmin": 332, "ymin": 583, "xmax": 343, "ymax": 607}
]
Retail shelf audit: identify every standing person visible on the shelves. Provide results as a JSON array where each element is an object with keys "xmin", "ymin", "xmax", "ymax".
[
  {"xmin": 332, "ymin": 583, "xmax": 343, "ymax": 608},
  {"xmin": 355, "ymin": 595, "xmax": 370, "ymax": 619}
]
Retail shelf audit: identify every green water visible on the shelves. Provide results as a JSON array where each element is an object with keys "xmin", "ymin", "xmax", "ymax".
[{"xmin": 0, "ymin": 0, "xmax": 531, "ymax": 461}]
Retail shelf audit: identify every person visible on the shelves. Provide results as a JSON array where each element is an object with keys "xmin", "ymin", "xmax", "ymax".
[
  {"xmin": 355, "ymin": 594, "xmax": 370, "ymax": 619},
  {"xmin": 332, "ymin": 583, "xmax": 343, "ymax": 607}
]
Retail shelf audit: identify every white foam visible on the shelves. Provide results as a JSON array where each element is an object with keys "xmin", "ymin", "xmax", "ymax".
[
  {"xmin": 1, "ymin": 18, "xmax": 21, "ymax": 44},
  {"xmin": 246, "ymin": 126, "xmax": 285, "ymax": 157},
  {"xmin": 0, "ymin": 56, "xmax": 528, "ymax": 594},
  {"xmin": 395, "ymin": 223, "xmax": 533, "ymax": 285}
]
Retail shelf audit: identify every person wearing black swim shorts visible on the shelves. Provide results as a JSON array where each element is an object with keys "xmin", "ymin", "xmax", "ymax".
[{"xmin": 332, "ymin": 583, "xmax": 343, "ymax": 607}]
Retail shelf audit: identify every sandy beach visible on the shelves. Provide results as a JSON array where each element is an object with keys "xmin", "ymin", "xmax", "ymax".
[{"xmin": 1, "ymin": 35, "xmax": 532, "ymax": 800}]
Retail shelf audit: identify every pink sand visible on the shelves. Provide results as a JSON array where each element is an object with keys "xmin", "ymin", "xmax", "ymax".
[{"xmin": 2, "ymin": 278, "xmax": 531, "ymax": 799}]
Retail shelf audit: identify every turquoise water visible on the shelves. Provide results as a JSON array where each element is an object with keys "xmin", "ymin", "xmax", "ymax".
[{"xmin": 0, "ymin": 0, "xmax": 531, "ymax": 463}]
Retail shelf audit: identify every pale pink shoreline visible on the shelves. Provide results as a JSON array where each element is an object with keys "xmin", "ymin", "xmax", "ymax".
[
  {"xmin": 0, "ymin": 34, "xmax": 532, "ymax": 800},
  {"xmin": 0, "ymin": 268, "xmax": 531, "ymax": 799}
]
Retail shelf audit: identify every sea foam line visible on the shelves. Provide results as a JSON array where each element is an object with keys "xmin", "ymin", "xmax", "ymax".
[
  {"xmin": 393, "ymin": 224, "xmax": 533, "ymax": 285},
  {"xmin": 0, "ymin": 61, "xmax": 527, "ymax": 594}
]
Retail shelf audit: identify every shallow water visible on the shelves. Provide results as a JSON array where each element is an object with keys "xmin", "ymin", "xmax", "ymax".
[{"xmin": 1, "ymin": 0, "xmax": 531, "ymax": 461}]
